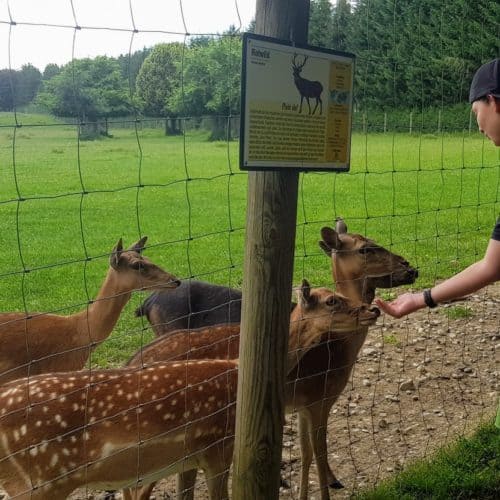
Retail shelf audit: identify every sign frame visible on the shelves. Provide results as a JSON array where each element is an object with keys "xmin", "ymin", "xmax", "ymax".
[{"xmin": 240, "ymin": 33, "xmax": 356, "ymax": 172}]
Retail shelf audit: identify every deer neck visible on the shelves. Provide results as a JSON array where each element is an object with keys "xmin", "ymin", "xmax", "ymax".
[
  {"xmin": 286, "ymin": 316, "xmax": 324, "ymax": 374},
  {"xmin": 333, "ymin": 257, "xmax": 376, "ymax": 305},
  {"xmin": 328, "ymin": 326, "xmax": 369, "ymax": 375},
  {"xmin": 75, "ymin": 269, "xmax": 132, "ymax": 344}
]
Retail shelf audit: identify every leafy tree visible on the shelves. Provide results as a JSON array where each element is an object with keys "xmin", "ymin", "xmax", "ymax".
[
  {"xmin": 135, "ymin": 43, "xmax": 183, "ymax": 134},
  {"xmin": 0, "ymin": 69, "xmax": 16, "ymax": 111},
  {"xmin": 16, "ymin": 64, "xmax": 42, "ymax": 107},
  {"xmin": 169, "ymin": 34, "xmax": 242, "ymax": 140},
  {"xmin": 37, "ymin": 56, "xmax": 130, "ymax": 138},
  {"xmin": 117, "ymin": 47, "xmax": 151, "ymax": 93},
  {"xmin": 331, "ymin": 0, "xmax": 351, "ymax": 51},
  {"xmin": 346, "ymin": 0, "xmax": 499, "ymax": 111},
  {"xmin": 0, "ymin": 65, "xmax": 42, "ymax": 111},
  {"xmin": 309, "ymin": 0, "xmax": 333, "ymax": 48},
  {"xmin": 42, "ymin": 64, "xmax": 61, "ymax": 81}
]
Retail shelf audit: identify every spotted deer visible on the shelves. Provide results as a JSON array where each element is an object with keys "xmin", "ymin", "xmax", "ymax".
[
  {"xmin": 131, "ymin": 220, "xmax": 416, "ymax": 500},
  {"xmin": 0, "ymin": 281, "xmax": 379, "ymax": 500},
  {"xmin": 0, "ymin": 237, "xmax": 180, "ymax": 385}
]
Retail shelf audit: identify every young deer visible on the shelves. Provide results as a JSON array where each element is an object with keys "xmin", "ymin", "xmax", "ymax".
[
  {"xmin": 288, "ymin": 219, "xmax": 417, "ymax": 499},
  {"xmin": 133, "ymin": 220, "xmax": 416, "ymax": 499},
  {"xmin": 0, "ymin": 281, "xmax": 379, "ymax": 500},
  {"xmin": 118, "ymin": 288, "xmax": 379, "ymax": 499},
  {"xmin": 0, "ymin": 237, "xmax": 180, "ymax": 385}
]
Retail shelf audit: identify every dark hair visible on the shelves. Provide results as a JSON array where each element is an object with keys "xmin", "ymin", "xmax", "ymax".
[{"xmin": 476, "ymin": 95, "xmax": 500, "ymax": 103}]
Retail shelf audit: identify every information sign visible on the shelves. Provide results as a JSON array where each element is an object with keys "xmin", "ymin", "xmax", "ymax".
[{"xmin": 240, "ymin": 33, "xmax": 355, "ymax": 171}]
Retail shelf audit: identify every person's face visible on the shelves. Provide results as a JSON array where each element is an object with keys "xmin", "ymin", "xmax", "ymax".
[{"xmin": 472, "ymin": 95, "xmax": 500, "ymax": 146}]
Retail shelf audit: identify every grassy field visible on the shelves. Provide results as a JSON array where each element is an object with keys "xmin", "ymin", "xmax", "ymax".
[
  {"xmin": 0, "ymin": 112, "xmax": 499, "ymax": 366},
  {"xmin": 356, "ymin": 421, "xmax": 500, "ymax": 500}
]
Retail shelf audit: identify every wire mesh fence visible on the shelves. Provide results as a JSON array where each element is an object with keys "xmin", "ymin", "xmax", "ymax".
[{"xmin": 0, "ymin": 0, "xmax": 498, "ymax": 499}]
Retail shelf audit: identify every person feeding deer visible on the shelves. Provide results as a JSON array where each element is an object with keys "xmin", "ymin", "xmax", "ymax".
[{"xmin": 375, "ymin": 58, "xmax": 500, "ymax": 427}]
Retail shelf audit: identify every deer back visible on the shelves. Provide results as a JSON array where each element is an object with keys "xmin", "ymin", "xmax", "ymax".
[{"xmin": 0, "ymin": 360, "xmax": 237, "ymax": 497}]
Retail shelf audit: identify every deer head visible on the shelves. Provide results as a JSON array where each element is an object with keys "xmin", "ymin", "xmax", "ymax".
[
  {"xmin": 319, "ymin": 218, "xmax": 418, "ymax": 303},
  {"xmin": 288, "ymin": 279, "xmax": 379, "ymax": 368},
  {"xmin": 109, "ymin": 237, "xmax": 181, "ymax": 292},
  {"xmin": 292, "ymin": 53, "xmax": 308, "ymax": 77}
]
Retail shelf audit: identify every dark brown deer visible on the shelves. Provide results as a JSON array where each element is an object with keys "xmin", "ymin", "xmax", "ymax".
[
  {"xmin": 0, "ymin": 237, "xmax": 180, "ymax": 385},
  {"xmin": 135, "ymin": 280, "xmax": 243, "ymax": 336},
  {"xmin": 292, "ymin": 53, "xmax": 323, "ymax": 115},
  {"xmin": 0, "ymin": 282, "xmax": 380, "ymax": 500}
]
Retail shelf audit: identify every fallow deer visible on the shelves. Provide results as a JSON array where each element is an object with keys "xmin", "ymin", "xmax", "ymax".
[
  {"xmin": 0, "ymin": 237, "xmax": 180, "ymax": 385},
  {"xmin": 136, "ymin": 280, "xmax": 242, "ymax": 336},
  {"xmin": 292, "ymin": 53, "xmax": 323, "ymax": 115},
  {"xmin": 134, "ymin": 220, "xmax": 417, "ymax": 499},
  {"xmin": 0, "ymin": 281, "xmax": 379, "ymax": 500},
  {"xmin": 288, "ymin": 219, "xmax": 417, "ymax": 499},
  {"xmin": 119, "ymin": 287, "xmax": 380, "ymax": 499}
]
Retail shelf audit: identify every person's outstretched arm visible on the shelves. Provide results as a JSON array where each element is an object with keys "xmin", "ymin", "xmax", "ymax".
[{"xmin": 375, "ymin": 237, "xmax": 500, "ymax": 318}]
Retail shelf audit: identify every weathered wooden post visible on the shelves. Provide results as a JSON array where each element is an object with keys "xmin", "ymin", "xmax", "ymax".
[{"xmin": 232, "ymin": 1, "xmax": 310, "ymax": 499}]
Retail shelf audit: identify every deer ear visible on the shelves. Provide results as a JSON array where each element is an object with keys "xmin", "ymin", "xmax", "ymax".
[
  {"xmin": 110, "ymin": 238, "xmax": 124, "ymax": 269},
  {"xmin": 335, "ymin": 217, "xmax": 347, "ymax": 234},
  {"xmin": 298, "ymin": 279, "xmax": 312, "ymax": 307},
  {"xmin": 320, "ymin": 227, "xmax": 342, "ymax": 252},
  {"xmin": 318, "ymin": 240, "xmax": 332, "ymax": 256},
  {"xmin": 129, "ymin": 236, "xmax": 148, "ymax": 254}
]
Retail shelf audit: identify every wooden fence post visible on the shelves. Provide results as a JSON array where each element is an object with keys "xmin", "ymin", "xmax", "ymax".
[{"xmin": 232, "ymin": 1, "xmax": 310, "ymax": 499}]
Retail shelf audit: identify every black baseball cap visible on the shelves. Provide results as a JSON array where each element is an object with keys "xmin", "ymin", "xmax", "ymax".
[{"xmin": 469, "ymin": 58, "xmax": 500, "ymax": 103}]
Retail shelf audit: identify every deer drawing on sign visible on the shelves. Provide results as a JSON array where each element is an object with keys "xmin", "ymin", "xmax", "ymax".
[{"xmin": 292, "ymin": 53, "xmax": 323, "ymax": 115}]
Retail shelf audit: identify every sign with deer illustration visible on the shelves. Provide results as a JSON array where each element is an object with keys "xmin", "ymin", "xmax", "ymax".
[{"xmin": 240, "ymin": 33, "xmax": 355, "ymax": 171}]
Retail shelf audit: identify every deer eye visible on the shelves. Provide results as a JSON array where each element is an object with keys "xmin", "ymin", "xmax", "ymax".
[
  {"xmin": 359, "ymin": 246, "xmax": 375, "ymax": 255},
  {"xmin": 325, "ymin": 295, "xmax": 337, "ymax": 307},
  {"xmin": 130, "ymin": 261, "xmax": 144, "ymax": 271}
]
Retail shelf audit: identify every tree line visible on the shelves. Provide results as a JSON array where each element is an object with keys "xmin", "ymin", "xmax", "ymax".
[{"xmin": 0, "ymin": 0, "xmax": 497, "ymax": 138}]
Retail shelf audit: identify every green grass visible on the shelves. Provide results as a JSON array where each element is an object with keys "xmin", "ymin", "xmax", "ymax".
[
  {"xmin": 355, "ymin": 421, "xmax": 500, "ymax": 500},
  {"xmin": 445, "ymin": 305, "xmax": 474, "ymax": 319},
  {"xmin": 0, "ymin": 112, "xmax": 499, "ymax": 366}
]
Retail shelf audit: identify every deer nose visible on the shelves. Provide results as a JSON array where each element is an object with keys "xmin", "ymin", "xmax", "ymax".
[
  {"xmin": 173, "ymin": 279, "xmax": 182, "ymax": 287},
  {"xmin": 369, "ymin": 306, "xmax": 380, "ymax": 317}
]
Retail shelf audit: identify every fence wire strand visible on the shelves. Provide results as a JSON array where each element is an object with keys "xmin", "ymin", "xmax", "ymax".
[{"xmin": 0, "ymin": 0, "xmax": 498, "ymax": 499}]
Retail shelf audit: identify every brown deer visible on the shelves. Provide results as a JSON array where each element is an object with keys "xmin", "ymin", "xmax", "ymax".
[
  {"xmin": 0, "ymin": 281, "xmax": 379, "ymax": 499},
  {"xmin": 288, "ymin": 219, "xmax": 417, "ymax": 499},
  {"xmin": 131, "ymin": 220, "xmax": 416, "ymax": 500},
  {"xmin": 0, "ymin": 237, "xmax": 180, "ymax": 385},
  {"xmin": 292, "ymin": 53, "xmax": 323, "ymax": 115}
]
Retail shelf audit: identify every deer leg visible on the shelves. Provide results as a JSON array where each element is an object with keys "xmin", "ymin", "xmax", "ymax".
[
  {"xmin": 122, "ymin": 483, "xmax": 155, "ymax": 500},
  {"xmin": 312, "ymin": 97, "xmax": 322, "ymax": 115},
  {"xmin": 121, "ymin": 488, "xmax": 134, "ymax": 500},
  {"xmin": 176, "ymin": 469, "xmax": 198, "ymax": 500},
  {"xmin": 297, "ymin": 410, "xmax": 314, "ymax": 500},
  {"xmin": 305, "ymin": 403, "xmax": 332, "ymax": 500},
  {"xmin": 306, "ymin": 97, "xmax": 312, "ymax": 114},
  {"xmin": 204, "ymin": 467, "xmax": 230, "ymax": 500},
  {"xmin": 309, "ymin": 400, "xmax": 343, "ymax": 493},
  {"xmin": 299, "ymin": 95, "xmax": 304, "ymax": 113}
]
